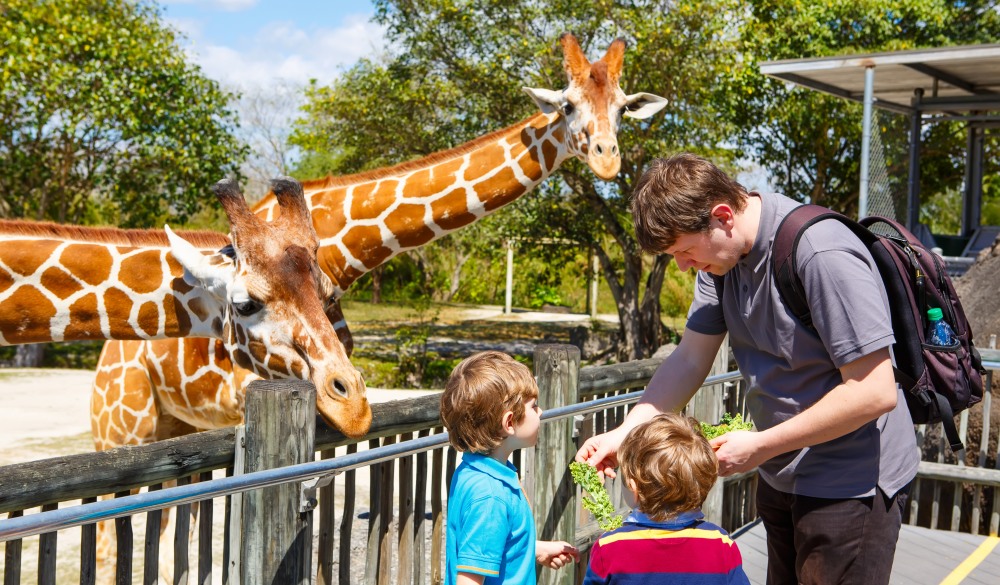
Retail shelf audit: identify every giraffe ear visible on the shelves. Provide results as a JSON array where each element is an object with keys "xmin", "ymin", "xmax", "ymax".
[
  {"xmin": 623, "ymin": 92, "xmax": 668, "ymax": 119},
  {"xmin": 165, "ymin": 225, "xmax": 233, "ymax": 298},
  {"xmin": 522, "ymin": 87, "xmax": 564, "ymax": 115}
]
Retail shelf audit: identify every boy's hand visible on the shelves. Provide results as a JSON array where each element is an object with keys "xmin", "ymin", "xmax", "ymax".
[
  {"xmin": 536, "ymin": 540, "xmax": 579, "ymax": 569},
  {"xmin": 574, "ymin": 427, "xmax": 628, "ymax": 479}
]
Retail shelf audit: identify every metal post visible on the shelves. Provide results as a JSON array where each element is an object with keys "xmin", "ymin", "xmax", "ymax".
[
  {"xmin": 907, "ymin": 88, "xmax": 924, "ymax": 231},
  {"xmin": 859, "ymin": 65, "xmax": 875, "ymax": 220},
  {"xmin": 240, "ymin": 380, "xmax": 316, "ymax": 585},
  {"xmin": 685, "ymin": 336, "xmax": 729, "ymax": 524},
  {"xmin": 962, "ymin": 124, "xmax": 985, "ymax": 237},
  {"xmin": 504, "ymin": 239, "xmax": 514, "ymax": 315}
]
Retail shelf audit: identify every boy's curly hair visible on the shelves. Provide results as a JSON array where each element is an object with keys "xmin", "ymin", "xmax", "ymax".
[
  {"xmin": 618, "ymin": 412, "xmax": 718, "ymax": 521},
  {"xmin": 440, "ymin": 351, "xmax": 538, "ymax": 454}
]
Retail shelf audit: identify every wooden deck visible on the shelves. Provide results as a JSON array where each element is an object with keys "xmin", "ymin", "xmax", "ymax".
[{"xmin": 735, "ymin": 521, "xmax": 1000, "ymax": 584}]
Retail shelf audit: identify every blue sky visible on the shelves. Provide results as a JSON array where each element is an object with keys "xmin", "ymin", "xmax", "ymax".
[{"xmin": 160, "ymin": 0, "xmax": 385, "ymax": 87}]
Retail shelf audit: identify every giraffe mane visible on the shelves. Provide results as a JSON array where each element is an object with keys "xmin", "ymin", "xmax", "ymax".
[
  {"xmin": 0, "ymin": 219, "xmax": 231, "ymax": 249},
  {"xmin": 299, "ymin": 112, "xmax": 549, "ymax": 191}
]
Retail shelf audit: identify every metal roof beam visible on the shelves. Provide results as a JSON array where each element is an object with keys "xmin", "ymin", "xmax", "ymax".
[
  {"xmin": 902, "ymin": 63, "xmax": 990, "ymax": 95},
  {"xmin": 770, "ymin": 73, "xmax": 913, "ymax": 114},
  {"xmin": 917, "ymin": 94, "xmax": 1000, "ymax": 113}
]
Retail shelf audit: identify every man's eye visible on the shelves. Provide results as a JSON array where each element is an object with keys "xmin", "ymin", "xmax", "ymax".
[{"xmin": 233, "ymin": 299, "xmax": 263, "ymax": 317}]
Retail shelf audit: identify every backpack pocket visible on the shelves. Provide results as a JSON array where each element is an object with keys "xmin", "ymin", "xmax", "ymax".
[{"xmin": 917, "ymin": 340, "xmax": 972, "ymax": 422}]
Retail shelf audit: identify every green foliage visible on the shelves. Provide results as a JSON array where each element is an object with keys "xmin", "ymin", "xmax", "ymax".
[
  {"xmin": 700, "ymin": 413, "xmax": 754, "ymax": 440},
  {"xmin": 569, "ymin": 462, "xmax": 623, "ymax": 532},
  {"xmin": 0, "ymin": 0, "xmax": 246, "ymax": 227}
]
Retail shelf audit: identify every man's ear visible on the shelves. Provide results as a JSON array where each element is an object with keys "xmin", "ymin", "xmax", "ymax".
[{"xmin": 710, "ymin": 204, "xmax": 736, "ymax": 229}]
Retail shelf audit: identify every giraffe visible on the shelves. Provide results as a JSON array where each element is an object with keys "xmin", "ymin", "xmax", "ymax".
[
  {"xmin": 80, "ymin": 32, "xmax": 663, "ymax": 583},
  {"xmin": 0, "ymin": 177, "xmax": 370, "ymax": 437}
]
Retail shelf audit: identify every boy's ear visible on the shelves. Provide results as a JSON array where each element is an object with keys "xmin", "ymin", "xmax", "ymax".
[{"xmin": 501, "ymin": 410, "xmax": 516, "ymax": 435}]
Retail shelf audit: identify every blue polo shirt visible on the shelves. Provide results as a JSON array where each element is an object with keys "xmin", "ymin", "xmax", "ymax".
[{"xmin": 446, "ymin": 452, "xmax": 536, "ymax": 585}]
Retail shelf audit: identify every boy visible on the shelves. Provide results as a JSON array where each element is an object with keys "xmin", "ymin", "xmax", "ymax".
[
  {"xmin": 441, "ymin": 351, "xmax": 579, "ymax": 585},
  {"xmin": 583, "ymin": 413, "xmax": 750, "ymax": 585}
]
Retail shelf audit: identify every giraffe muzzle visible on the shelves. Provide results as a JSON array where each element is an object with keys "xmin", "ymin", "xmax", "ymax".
[{"xmin": 588, "ymin": 139, "xmax": 622, "ymax": 180}]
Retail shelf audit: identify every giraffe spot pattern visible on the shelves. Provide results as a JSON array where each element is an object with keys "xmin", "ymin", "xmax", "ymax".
[
  {"xmin": 349, "ymin": 182, "xmax": 383, "ymax": 220},
  {"xmin": 65, "ymin": 292, "xmax": 101, "ymax": 340},
  {"xmin": 430, "ymin": 189, "xmax": 476, "ymax": 231},
  {"xmin": 120, "ymin": 250, "xmax": 168, "ymax": 294},
  {"xmin": 41, "ymin": 266, "xmax": 82, "ymax": 300},
  {"xmin": 69, "ymin": 245, "xmax": 112, "ymax": 286},
  {"xmin": 0, "ymin": 239, "xmax": 60, "ymax": 276},
  {"xmin": 4, "ymin": 286, "xmax": 56, "ymax": 343},
  {"xmin": 136, "ymin": 301, "xmax": 162, "ymax": 338},
  {"xmin": 102, "ymin": 289, "xmax": 134, "ymax": 339},
  {"xmin": 343, "ymin": 225, "xmax": 392, "ymax": 270},
  {"xmin": 385, "ymin": 203, "xmax": 435, "ymax": 248},
  {"xmin": 480, "ymin": 166, "xmax": 527, "ymax": 212}
]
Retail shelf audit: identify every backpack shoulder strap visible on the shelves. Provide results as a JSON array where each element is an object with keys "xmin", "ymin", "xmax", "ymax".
[{"xmin": 771, "ymin": 204, "xmax": 876, "ymax": 329}]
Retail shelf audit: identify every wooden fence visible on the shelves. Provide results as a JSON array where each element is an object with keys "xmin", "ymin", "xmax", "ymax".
[{"xmin": 1, "ymin": 344, "xmax": 999, "ymax": 584}]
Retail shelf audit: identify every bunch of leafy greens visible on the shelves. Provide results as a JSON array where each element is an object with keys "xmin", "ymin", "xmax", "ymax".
[
  {"xmin": 569, "ymin": 462, "xmax": 623, "ymax": 532},
  {"xmin": 700, "ymin": 413, "xmax": 754, "ymax": 440}
]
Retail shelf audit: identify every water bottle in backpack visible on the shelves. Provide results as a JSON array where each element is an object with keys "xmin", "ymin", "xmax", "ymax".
[{"xmin": 926, "ymin": 307, "xmax": 956, "ymax": 347}]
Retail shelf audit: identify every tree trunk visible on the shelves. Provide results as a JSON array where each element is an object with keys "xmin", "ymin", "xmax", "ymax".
[
  {"xmin": 371, "ymin": 265, "xmax": 383, "ymax": 304},
  {"xmin": 13, "ymin": 344, "xmax": 46, "ymax": 368}
]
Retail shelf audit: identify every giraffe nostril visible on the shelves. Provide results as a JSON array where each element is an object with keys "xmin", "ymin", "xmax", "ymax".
[
  {"xmin": 612, "ymin": 145, "xmax": 619, "ymax": 156},
  {"xmin": 595, "ymin": 144, "xmax": 604, "ymax": 155},
  {"xmin": 332, "ymin": 378, "xmax": 349, "ymax": 398}
]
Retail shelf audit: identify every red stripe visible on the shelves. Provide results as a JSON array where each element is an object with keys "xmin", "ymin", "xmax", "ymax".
[{"xmin": 597, "ymin": 537, "xmax": 743, "ymax": 575}]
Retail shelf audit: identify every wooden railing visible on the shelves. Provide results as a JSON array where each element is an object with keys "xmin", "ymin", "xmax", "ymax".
[{"xmin": 2, "ymin": 344, "xmax": 999, "ymax": 584}]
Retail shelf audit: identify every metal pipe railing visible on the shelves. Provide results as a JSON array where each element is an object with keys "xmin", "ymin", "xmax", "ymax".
[{"xmin": 0, "ymin": 370, "xmax": 742, "ymax": 541}]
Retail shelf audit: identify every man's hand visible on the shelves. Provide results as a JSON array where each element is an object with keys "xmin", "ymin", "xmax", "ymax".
[
  {"xmin": 536, "ymin": 540, "xmax": 580, "ymax": 569},
  {"xmin": 574, "ymin": 426, "xmax": 629, "ymax": 479},
  {"xmin": 710, "ymin": 430, "xmax": 769, "ymax": 476}
]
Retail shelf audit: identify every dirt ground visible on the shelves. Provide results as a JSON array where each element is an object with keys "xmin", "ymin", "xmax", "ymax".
[{"xmin": 955, "ymin": 237, "xmax": 1000, "ymax": 344}]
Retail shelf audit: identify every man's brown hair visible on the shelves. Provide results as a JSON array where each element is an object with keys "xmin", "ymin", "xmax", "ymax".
[
  {"xmin": 440, "ymin": 351, "xmax": 538, "ymax": 454},
  {"xmin": 618, "ymin": 412, "xmax": 718, "ymax": 521},
  {"xmin": 630, "ymin": 153, "xmax": 748, "ymax": 252}
]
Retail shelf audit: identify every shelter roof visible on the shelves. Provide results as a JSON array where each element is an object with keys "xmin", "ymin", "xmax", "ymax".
[{"xmin": 759, "ymin": 44, "xmax": 1000, "ymax": 115}]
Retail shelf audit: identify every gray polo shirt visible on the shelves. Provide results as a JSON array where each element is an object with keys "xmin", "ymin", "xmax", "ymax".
[{"xmin": 686, "ymin": 191, "xmax": 918, "ymax": 499}]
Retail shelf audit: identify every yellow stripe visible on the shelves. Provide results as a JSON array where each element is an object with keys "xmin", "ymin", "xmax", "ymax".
[
  {"xmin": 599, "ymin": 527, "xmax": 734, "ymax": 547},
  {"xmin": 939, "ymin": 535, "xmax": 1000, "ymax": 585},
  {"xmin": 457, "ymin": 565, "xmax": 500, "ymax": 576}
]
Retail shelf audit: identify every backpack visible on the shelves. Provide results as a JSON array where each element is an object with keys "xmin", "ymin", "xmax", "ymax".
[{"xmin": 769, "ymin": 204, "xmax": 986, "ymax": 452}]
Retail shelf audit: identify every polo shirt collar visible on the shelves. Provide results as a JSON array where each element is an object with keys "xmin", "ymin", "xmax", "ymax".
[
  {"xmin": 744, "ymin": 191, "xmax": 777, "ymax": 274},
  {"xmin": 624, "ymin": 508, "xmax": 705, "ymax": 530},
  {"xmin": 461, "ymin": 452, "xmax": 521, "ymax": 491}
]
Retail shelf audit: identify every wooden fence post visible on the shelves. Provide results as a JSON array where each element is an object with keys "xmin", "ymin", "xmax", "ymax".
[
  {"xmin": 526, "ymin": 344, "xmax": 579, "ymax": 585},
  {"xmin": 240, "ymin": 379, "xmax": 316, "ymax": 585},
  {"xmin": 686, "ymin": 335, "xmax": 729, "ymax": 524}
]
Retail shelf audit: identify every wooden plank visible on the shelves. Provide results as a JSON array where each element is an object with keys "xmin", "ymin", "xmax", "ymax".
[
  {"xmin": 429, "ymin": 441, "xmax": 444, "ymax": 585},
  {"xmin": 80, "ymin": 497, "xmax": 97, "ymax": 585},
  {"xmin": 531, "ymin": 345, "xmax": 579, "ymax": 585},
  {"xmin": 4, "ymin": 510, "xmax": 22, "ymax": 585},
  {"xmin": 339, "ymin": 443, "xmax": 357, "ymax": 585},
  {"xmin": 142, "ymin": 485, "xmax": 162, "ymax": 585},
  {"xmin": 377, "ymin": 436, "xmax": 396, "ymax": 585},
  {"xmin": 364, "ymin": 439, "xmax": 381, "ymax": 585},
  {"xmin": 197, "ymin": 472, "xmax": 212, "ymax": 585},
  {"xmin": 316, "ymin": 448, "xmax": 336, "ymax": 585},
  {"xmin": 918, "ymin": 461, "xmax": 1000, "ymax": 486},
  {"xmin": 240, "ymin": 380, "xmax": 316, "ymax": 585},
  {"xmin": 112, "ymin": 493, "xmax": 131, "ymax": 585},
  {"xmin": 413, "ymin": 429, "xmax": 429, "ymax": 585},
  {"xmin": 578, "ymin": 357, "xmax": 664, "ymax": 397},
  {"xmin": 38, "ymin": 503, "xmax": 58, "ymax": 585},
  {"xmin": 174, "ymin": 476, "xmax": 191, "ymax": 585},
  {"xmin": 972, "ymin": 391, "xmax": 991, "ymax": 533},
  {"xmin": 397, "ymin": 432, "xmax": 414, "ymax": 585},
  {"xmin": 226, "ymin": 433, "xmax": 245, "ymax": 585}
]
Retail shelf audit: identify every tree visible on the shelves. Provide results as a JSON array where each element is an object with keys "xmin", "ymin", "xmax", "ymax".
[
  {"xmin": 294, "ymin": 0, "xmax": 742, "ymax": 360},
  {"xmin": 0, "ymin": 0, "xmax": 247, "ymax": 227},
  {"xmin": 231, "ymin": 81, "xmax": 303, "ymax": 202},
  {"xmin": 727, "ymin": 0, "xmax": 1000, "ymax": 216}
]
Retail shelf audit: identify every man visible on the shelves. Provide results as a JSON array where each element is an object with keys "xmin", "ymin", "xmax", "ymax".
[{"xmin": 576, "ymin": 153, "xmax": 918, "ymax": 585}]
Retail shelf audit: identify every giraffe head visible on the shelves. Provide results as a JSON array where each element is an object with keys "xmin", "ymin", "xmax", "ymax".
[
  {"xmin": 166, "ymin": 178, "xmax": 372, "ymax": 437},
  {"xmin": 522, "ymin": 33, "xmax": 668, "ymax": 180}
]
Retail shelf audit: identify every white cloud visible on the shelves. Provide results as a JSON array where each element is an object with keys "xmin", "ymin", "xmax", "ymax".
[{"xmin": 185, "ymin": 15, "xmax": 387, "ymax": 86}]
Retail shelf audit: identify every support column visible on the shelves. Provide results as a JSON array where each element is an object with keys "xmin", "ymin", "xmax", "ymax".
[
  {"xmin": 588, "ymin": 251, "xmax": 599, "ymax": 319},
  {"xmin": 859, "ymin": 66, "xmax": 875, "ymax": 220},
  {"xmin": 962, "ymin": 124, "xmax": 985, "ymax": 238},
  {"xmin": 504, "ymin": 239, "xmax": 514, "ymax": 315},
  {"xmin": 907, "ymin": 88, "xmax": 924, "ymax": 232}
]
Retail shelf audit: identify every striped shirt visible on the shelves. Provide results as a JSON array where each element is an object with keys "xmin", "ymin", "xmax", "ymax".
[{"xmin": 583, "ymin": 510, "xmax": 750, "ymax": 585}]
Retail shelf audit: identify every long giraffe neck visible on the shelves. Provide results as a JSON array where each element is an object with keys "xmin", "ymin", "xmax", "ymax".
[
  {"xmin": 0, "ymin": 221, "xmax": 229, "ymax": 345},
  {"xmin": 254, "ymin": 112, "xmax": 566, "ymax": 294}
]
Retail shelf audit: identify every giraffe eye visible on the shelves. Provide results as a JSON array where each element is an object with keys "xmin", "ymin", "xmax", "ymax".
[
  {"xmin": 561, "ymin": 102, "xmax": 575, "ymax": 116},
  {"xmin": 233, "ymin": 299, "xmax": 263, "ymax": 317}
]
